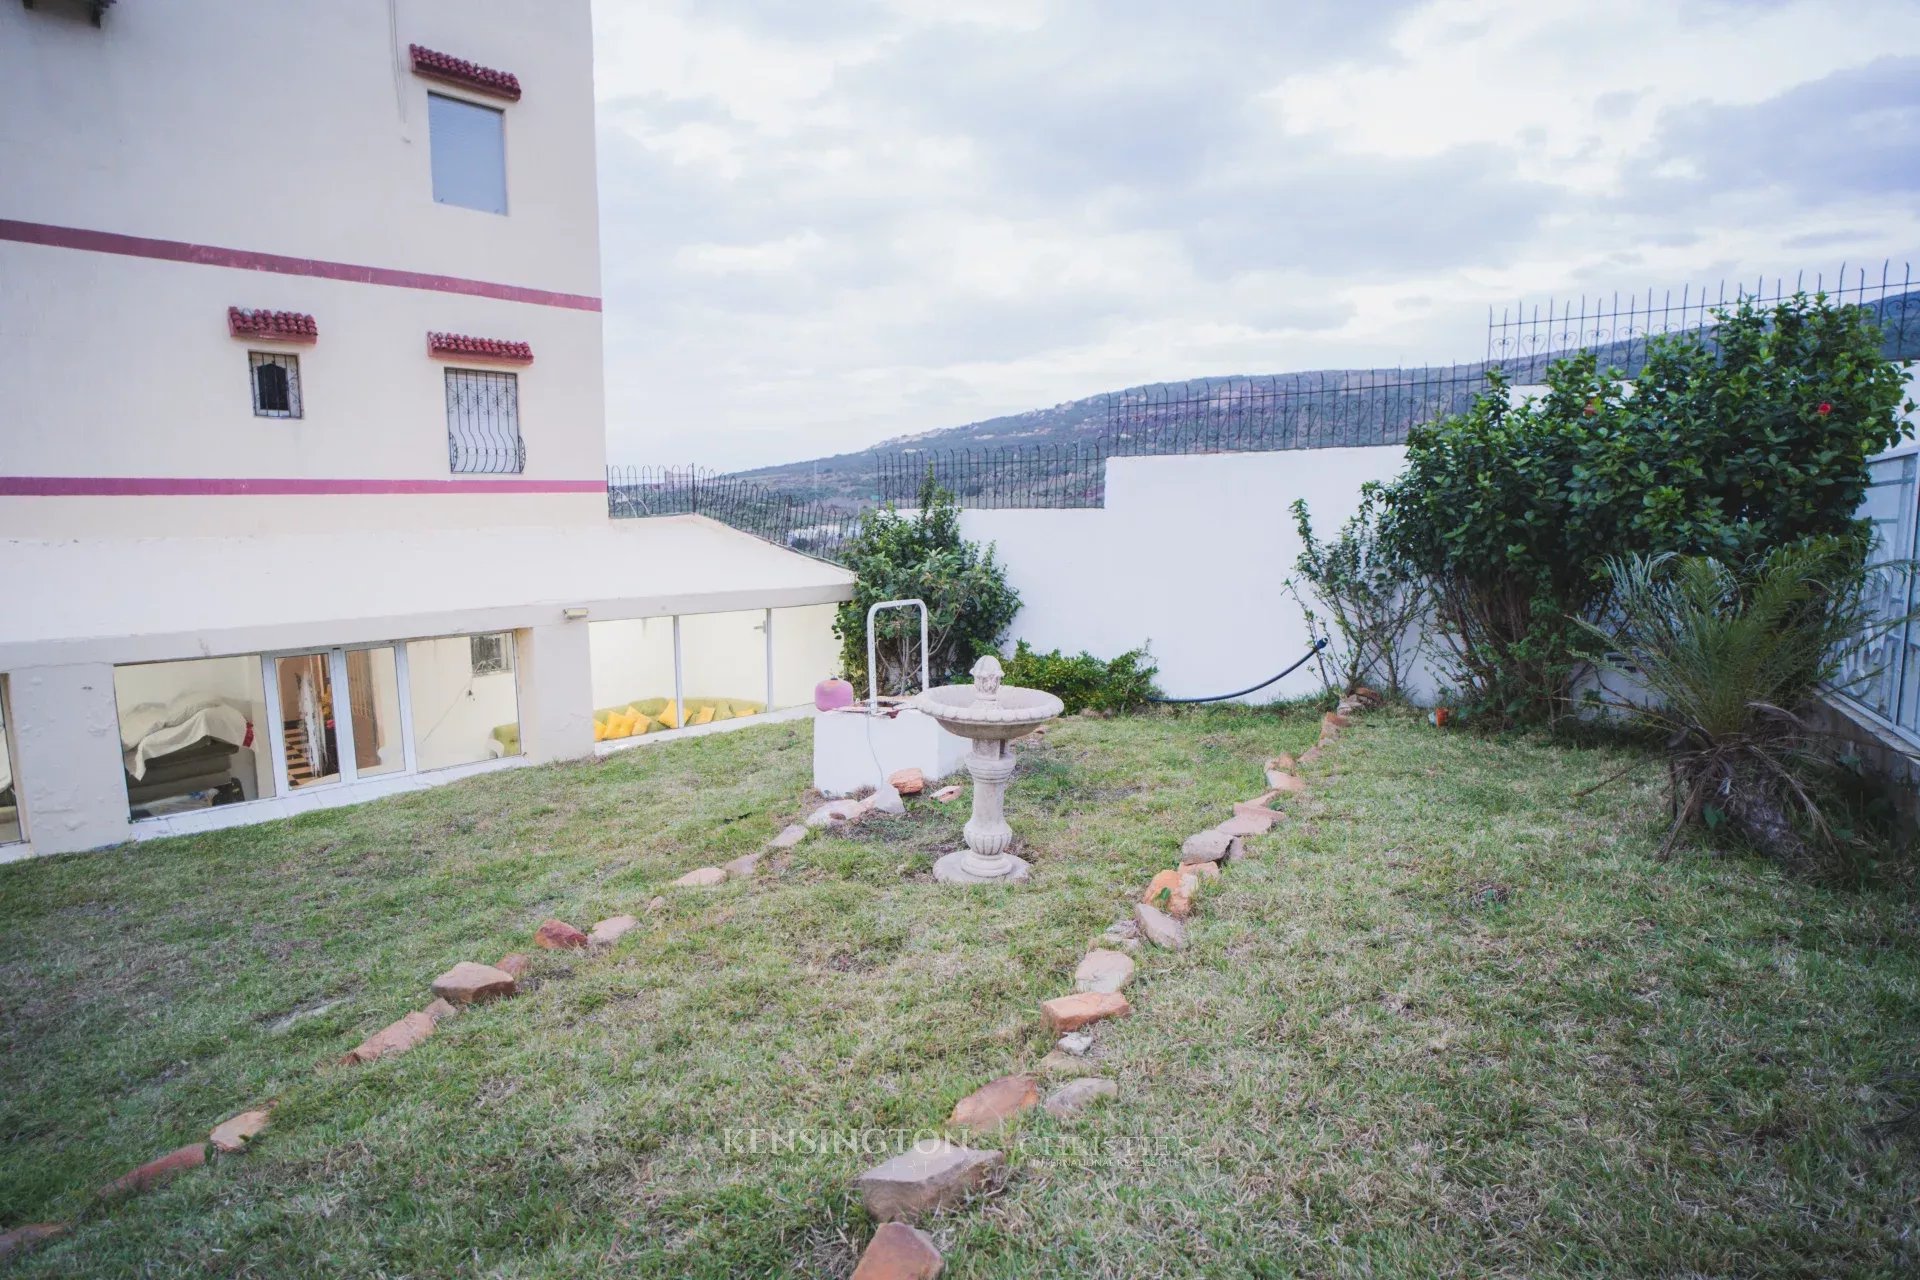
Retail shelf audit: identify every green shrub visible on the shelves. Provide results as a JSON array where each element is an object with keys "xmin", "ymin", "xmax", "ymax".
[
  {"xmin": 836, "ymin": 476, "xmax": 1021, "ymax": 695},
  {"xmin": 1285, "ymin": 487, "xmax": 1428, "ymax": 695},
  {"xmin": 1382, "ymin": 293, "xmax": 1911, "ymax": 722},
  {"xmin": 1001, "ymin": 640, "xmax": 1161, "ymax": 714}
]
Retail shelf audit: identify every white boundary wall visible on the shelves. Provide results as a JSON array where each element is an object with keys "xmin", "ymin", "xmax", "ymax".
[{"xmin": 959, "ymin": 446, "xmax": 1436, "ymax": 703}]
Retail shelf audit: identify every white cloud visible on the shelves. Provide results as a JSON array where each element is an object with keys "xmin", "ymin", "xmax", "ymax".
[{"xmin": 591, "ymin": 0, "xmax": 1920, "ymax": 471}]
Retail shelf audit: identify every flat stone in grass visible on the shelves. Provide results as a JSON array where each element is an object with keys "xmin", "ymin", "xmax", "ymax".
[
  {"xmin": 674, "ymin": 866, "xmax": 728, "ymax": 888},
  {"xmin": 1134, "ymin": 903, "xmax": 1188, "ymax": 949},
  {"xmin": 0, "ymin": 1223, "xmax": 67, "ymax": 1261},
  {"xmin": 1042, "ymin": 991, "xmax": 1131, "ymax": 1034},
  {"xmin": 807, "ymin": 799, "xmax": 865, "ymax": 828},
  {"xmin": 1169, "ymin": 871, "xmax": 1200, "ymax": 919},
  {"xmin": 1043, "ymin": 1077, "xmax": 1117, "ymax": 1119},
  {"xmin": 770, "ymin": 824, "xmax": 808, "ymax": 850},
  {"xmin": 857, "ymin": 1138, "xmax": 1003, "ymax": 1221},
  {"xmin": 496, "ymin": 953, "xmax": 531, "ymax": 979},
  {"xmin": 1141, "ymin": 868, "xmax": 1182, "ymax": 909},
  {"xmin": 1035, "ymin": 1048, "xmax": 1098, "ymax": 1077},
  {"xmin": 422, "ymin": 998, "xmax": 459, "ymax": 1024},
  {"xmin": 209, "ymin": 1107, "xmax": 272, "ymax": 1154},
  {"xmin": 1268, "ymin": 771, "xmax": 1308, "ymax": 795},
  {"xmin": 721, "ymin": 852, "xmax": 763, "ymax": 879},
  {"xmin": 1216, "ymin": 811, "xmax": 1273, "ymax": 837},
  {"xmin": 589, "ymin": 915, "xmax": 639, "ymax": 946},
  {"xmin": 431, "ymin": 961, "xmax": 517, "ymax": 1005},
  {"xmin": 98, "ymin": 1143, "xmax": 205, "ymax": 1199},
  {"xmin": 851, "ymin": 1220, "xmax": 945, "ymax": 1280},
  {"xmin": 948, "ymin": 1073, "xmax": 1038, "ymax": 1132},
  {"xmin": 930, "ymin": 785, "xmax": 963, "ymax": 803},
  {"xmin": 1180, "ymin": 830, "xmax": 1241, "ymax": 864},
  {"xmin": 534, "ymin": 919, "xmax": 588, "ymax": 950},
  {"xmin": 342, "ymin": 1010, "xmax": 437, "ymax": 1064},
  {"xmin": 1299, "ymin": 745, "xmax": 1324, "ymax": 765},
  {"xmin": 1056, "ymin": 1030, "xmax": 1094, "ymax": 1055},
  {"xmin": 888, "ymin": 767, "xmax": 926, "ymax": 795},
  {"xmin": 1074, "ymin": 948, "xmax": 1135, "ymax": 994},
  {"xmin": 1180, "ymin": 860, "xmax": 1220, "ymax": 881},
  {"xmin": 1234, "ymin": 790, "xmax": 1280, "ymax": 820}
]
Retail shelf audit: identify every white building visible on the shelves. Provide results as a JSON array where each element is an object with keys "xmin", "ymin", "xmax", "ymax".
[{"xmin": 0, "ymin": 0, "xmax": 852, "ymax": 860}]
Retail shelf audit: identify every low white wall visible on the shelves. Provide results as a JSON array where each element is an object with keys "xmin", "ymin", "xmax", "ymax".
[{"xmin": 960, "ymin": 446, "xmax": 1437, "ymax": 703}]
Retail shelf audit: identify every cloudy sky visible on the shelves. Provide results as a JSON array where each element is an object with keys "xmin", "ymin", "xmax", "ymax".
[{"xmin": 592, "ymin": 0, "xmax": 1920, "ymax": 471}]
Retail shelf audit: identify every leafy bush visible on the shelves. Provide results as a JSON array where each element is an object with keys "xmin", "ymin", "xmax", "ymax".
[
  {"xmin": 1578, "ymin": 537, "xmax": 1906, "ymax": 872},
  {"xmin": 1383, "ymin": 293, "xmax": 1912, "ymax": 722},
  {"xmin": 1002, "ymin": 640, "xmax": 1161, "ymax": 714},
  {"xmin": 836, "ymin": 476, "xmax": 1021, "ymax": 696},
  {"xmin": 1285, "ymin": 487, "xmax": 1428, "ymax": 695}
]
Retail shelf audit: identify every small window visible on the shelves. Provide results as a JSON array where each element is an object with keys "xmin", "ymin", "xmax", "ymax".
[
  {"xmin": 445, "ymin": 368, "xmax": 524, "ymax": 473},
  {"xmin": 428, "ymin": 92, "xmax": 507, "ymax": 214},
  {"xmin": 250, "ymin": 352, "xmax": 302, "ymax": 418},
  {"xmin": 470, "ymin": 632, "xmax": 512, "ymax": 676}
]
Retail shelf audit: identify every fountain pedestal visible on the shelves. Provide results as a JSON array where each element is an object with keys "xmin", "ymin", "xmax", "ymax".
[{"xmin": 911, "ymin": 656, "xmax": 1063, "ymax": 886}]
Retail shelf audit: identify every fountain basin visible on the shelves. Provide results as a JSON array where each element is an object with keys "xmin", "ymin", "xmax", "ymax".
[{"xmin": 912, "ymin": 683, "xmax": 1063, "ymax": 741}]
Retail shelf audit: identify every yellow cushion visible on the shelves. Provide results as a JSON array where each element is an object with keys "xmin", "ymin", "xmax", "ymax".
[
  {"xmin": 691, "ymin": 705, "xmax": 715, "ymax": 726},
  {"xmin": 593, "ymin": 720, "xmax": 609, "ymax": 742},
  {"xmin": 614, "ymin": 712, "xmax": 639, "ymax": 738},
  {"xmin": 634, "ymin": 697, "xmax": 669, "ymax": 717},
  {"xmin": 637, "ymin": 716, "xmax": 661, "ymax": 734},
  {"xmin": 709, "ymin": 703, "xmax": 734, "ymax": 722},
  {"xmin": 656, "ymin": 701, "xmax": 680, "ymax": 730}
]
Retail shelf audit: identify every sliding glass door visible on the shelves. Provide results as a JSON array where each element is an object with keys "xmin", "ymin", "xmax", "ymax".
[{"xmin": 265, "ymin": 645, "xmax": 415, "ymax": 794}]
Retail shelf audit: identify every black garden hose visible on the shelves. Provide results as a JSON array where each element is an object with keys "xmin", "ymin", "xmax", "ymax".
[{"xmin": 1148, "ymin": 638, "xmax": 1329, "ymax": 705}]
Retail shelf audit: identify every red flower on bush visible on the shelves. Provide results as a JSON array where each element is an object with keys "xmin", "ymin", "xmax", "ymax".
[{"xmin": 1816, "ymin": 401, "xmax": 1833, "ymax": 416}]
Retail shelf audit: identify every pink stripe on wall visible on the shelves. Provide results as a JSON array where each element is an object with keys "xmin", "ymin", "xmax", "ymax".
[
  {"xmin": 0, "ymin": 477, "xmax": 608, "ymax": 497},
  {"xmin": 0, "ymin": 219, "xmax": 602, "ymax": 312}
]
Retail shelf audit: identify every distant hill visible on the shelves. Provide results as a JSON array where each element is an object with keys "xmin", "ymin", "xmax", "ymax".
[{"xmin": 732, "ymin": 289, "xmax": 1920, "ymax": 506}]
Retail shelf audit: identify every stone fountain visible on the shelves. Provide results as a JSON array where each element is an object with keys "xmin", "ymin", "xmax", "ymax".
[{"xmin": 910, "ymin": 655, "xmax": 1063, "ymax": 884}]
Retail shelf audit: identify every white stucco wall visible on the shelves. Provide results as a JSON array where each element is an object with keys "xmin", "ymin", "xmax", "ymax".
[
  {"xmin": 0, "ymin": 0, "xmax": 606, "ymax": 536},
  {"xmin": 961, "ymin": 447, "xmax": 1432, "ymax": 703},
  {"xmin": 771, "ymin": 603, "xmax": 845, "ymax": 708}
]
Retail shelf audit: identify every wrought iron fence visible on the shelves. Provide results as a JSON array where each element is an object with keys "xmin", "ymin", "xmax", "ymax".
[
  {"xmin": 606, "ymin": 465, "xmax": 862, "ymax": 564},
  {"xmin": 1486, "ymin": 259, "xmax": 1918, "ymax": 378},
  {"xmin": 1831, "ymin": 450, "xmax": 1920, "ymax": 744},
  {"xmin": 876, "ymin": 260, "xmax": 1919, "ymax": 510}
]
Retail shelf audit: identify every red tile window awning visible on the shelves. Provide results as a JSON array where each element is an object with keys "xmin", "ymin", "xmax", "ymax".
[
  {"xmin": 409, "ymin": 44, "xmax": 522, "ymax": 102},
  {"xmin": 427, "ymin": 332, "xmax": 534, "ymax": 365},
  {"xmin": 228, "ymin": 308, "xmax": 317, "ymax": 343}
]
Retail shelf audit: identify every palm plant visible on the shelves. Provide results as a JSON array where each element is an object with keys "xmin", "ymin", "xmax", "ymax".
[{"xmin": 1579, "ymin": 536, "xmax": 1908, "ymax": 866}]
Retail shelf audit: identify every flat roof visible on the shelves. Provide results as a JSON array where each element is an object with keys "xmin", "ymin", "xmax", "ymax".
[{"xmin": 0, "ymin": 515, "xmax": 855, "ymax": 666}]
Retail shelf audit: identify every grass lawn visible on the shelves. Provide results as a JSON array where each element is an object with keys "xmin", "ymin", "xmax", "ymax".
[{"xmin": 2, "ymin": 706, "xmax": 1918, "ymax": 1277}]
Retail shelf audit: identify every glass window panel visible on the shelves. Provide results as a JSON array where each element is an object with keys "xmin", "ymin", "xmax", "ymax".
[
  {"xmin": 588, "ymin": 618, "xmax": 677, "ymax": 739},
  {"xmin": 0, "ymin": 678, "xmax": 20, "ymax": 844},
  {"xmin": 113, "ymin": 656, "xmax": 273, "ymax": 819},
  {"xmin": 428, "ymin": 93, "xmax": 507, "ymax": 214},
  {"xmin": 407, "ymin": 634, "xmax": 522, "ymax": 770},
  {"xmin": 679, "ymin": 610, "xmax": 769, "ymax": 725},
  {"xmin": 274, "ymin": 653, "xmax": 339, "ymax": 789},
  {"xmin": 345, "ymin": 647, "xmax": 405, "ymax": 778},
  {"xmin": 770, "ymin": 604, "xmax": 845, "ymax": 709}
]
